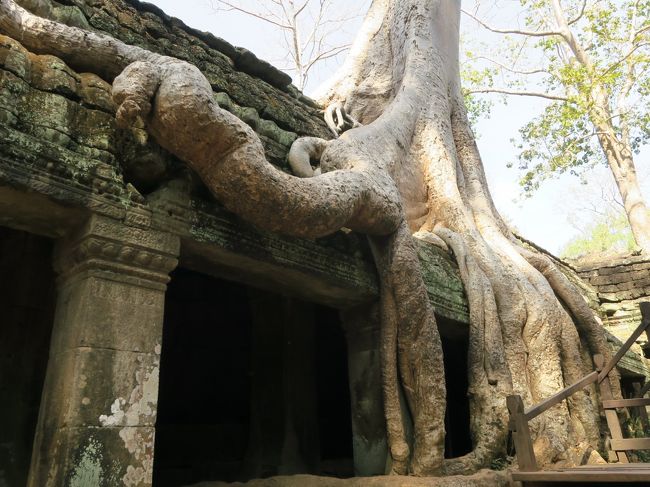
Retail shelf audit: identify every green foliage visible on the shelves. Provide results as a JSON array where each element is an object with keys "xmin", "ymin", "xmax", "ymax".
[
  {"xmin": 462, "ymin": 0, "xmax": 650, "ymax": 191},
  {"xmin": 560, "ymin": 211, "xmax": 636, "ymax": 258}
]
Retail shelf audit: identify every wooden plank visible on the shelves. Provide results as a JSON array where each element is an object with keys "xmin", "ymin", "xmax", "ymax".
[
  {"xmin": 512, "ymin": 469, "xmax": 650, "ymax": 481},
  {"xmin": 570, "ymin": 463, "xmax": 650, "ymax": 469},
  {"xmin": 610, "ymin": 438, "xmax": 650, "ymax": 450},
  {"xmin": 603, "ymin": 398, "xmax": 650, "ymax": 408},
  {"xmin": 594, "ymin": 354, "xmax": 629, "ymax": 463},
  {"xmin": 598, "ymin": 314, "xmax": 650, "ymax": 382},
  {"xmin": 524, "ymin": 371, "xmax": 598, "ymax": 421},
  {"xmin": 633, "ymin": 382, "xmax": 650, "ymax": 431},
  {"xmin": 507, "ymin": 395, "xmax": 538, "ymax": 472}
]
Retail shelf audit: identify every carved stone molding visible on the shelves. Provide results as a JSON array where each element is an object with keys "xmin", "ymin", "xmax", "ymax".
[{"xmin": 54, "ymin": 214, "xmax": 180, "ymax": 287}]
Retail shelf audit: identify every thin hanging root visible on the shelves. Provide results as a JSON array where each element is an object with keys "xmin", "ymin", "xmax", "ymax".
[{"xmin": 517, "ymin": 246, "xmax": 621, "ymax": 398}]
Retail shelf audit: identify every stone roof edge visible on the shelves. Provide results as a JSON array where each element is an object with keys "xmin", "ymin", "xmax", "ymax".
[
  {"xmin": 570, "ymin": 252, "xmax": 650, "ymax": 273},
  {"xmin": 125, "ymin": 0, "xmax": 317, "ymax": 101},
  {"xmin": 514, "ymin": 231, "xmax": 579, "ymax": 272}
]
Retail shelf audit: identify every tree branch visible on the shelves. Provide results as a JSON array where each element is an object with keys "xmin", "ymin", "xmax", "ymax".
[
  {"xmin": 461, "ymin": 8, "xmax": 563, "ymax": 37},
  {"xmin": 211, "ymin": 0, "xmax": 291, "ymax": 29},
  {"xmin": 466, "ymin": 87, "xmax": 570, "ymax": 102},
  {"xmin": 304, "ymin": 43, "xmax": 349, "ymax": 71},
  {"xmin": 568, "ymin": 0, "xmax": 587, "ymax": 25},
  {"xmin": 470, "ymin": 55, "xmax": 548, "ymax": 75}
]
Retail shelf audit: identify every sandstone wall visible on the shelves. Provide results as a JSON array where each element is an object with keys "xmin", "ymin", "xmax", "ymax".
[{"xmin": 575, "ymin": 254, "xmax": 650, "ymax": 362}]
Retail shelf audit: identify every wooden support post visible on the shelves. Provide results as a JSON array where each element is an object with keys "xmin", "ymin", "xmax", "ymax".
[
  {"xmin": 507, "ymin": 395, "xmax": 537, "ymax": 472},
  {"xmin": 633, "ymin": 382, "xmax": 650, "ymax": 433},
  {"xmin": 594, "ymin": 354, "xmax": 629, "ymax": 463}
]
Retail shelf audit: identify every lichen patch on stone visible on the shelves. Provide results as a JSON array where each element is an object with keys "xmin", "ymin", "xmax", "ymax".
[{"xmin": 69, "ymin": 437, "xmax": 104, "ymax": 487}]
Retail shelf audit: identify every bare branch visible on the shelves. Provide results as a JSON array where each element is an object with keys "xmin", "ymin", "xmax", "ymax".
[
  {"xmin": 466, "ymin": 87, "xmax": 570, "ymax": 102},
  {"xmin": 634, "ymin": 24, "xmax": 650, "ymax": 40},
  {"xmin": 304, "ymin": 43, "xmax": 349, "ymax": 71},
  {"xmin": 469, "ymin": 55, "xmax": 548, "ymax": 75},
  {"xmin": 568, "ymin": 0, "xmax": 587, "ymax": 25},
  {"xmin": 210, "ymin": 0, "xmax": 291, "ymax": 29},
  {"xmin": 461, "ymin": 8, "xmax": 563, "ymax": 37}
]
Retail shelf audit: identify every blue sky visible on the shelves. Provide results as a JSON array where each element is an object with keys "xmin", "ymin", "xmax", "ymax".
[{"xmin": 145, "ymin": 0, "xmax": 649, "ymax": 255}]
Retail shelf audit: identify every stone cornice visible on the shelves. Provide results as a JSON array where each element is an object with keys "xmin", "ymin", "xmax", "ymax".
[{"xmin": 54, "ymin": 215, "xmax": 180, "ymax": 287}]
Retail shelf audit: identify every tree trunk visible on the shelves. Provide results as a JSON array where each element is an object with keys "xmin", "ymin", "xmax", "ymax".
[
  {"xmin": 0, "ymin": 0, "xmax": 619, "ymax": 476},
  {"xmin": 598, "ymin": 131, "xmax": 650, "ymax": 252},
  {"xmin": 588, "ymin": 84, "xmax": 650, "ymax": 253}
]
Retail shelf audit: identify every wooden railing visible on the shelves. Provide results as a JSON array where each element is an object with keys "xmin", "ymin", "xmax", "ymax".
[{"xmin": 507, "ymin": 302, "xmax": 650, "ymax": 471}]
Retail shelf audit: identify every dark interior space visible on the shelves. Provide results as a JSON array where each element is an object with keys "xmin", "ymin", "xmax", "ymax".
[
  {"xmin": 314, "ymin": 305, "xmax": 354, "ymax": 477},
  {"xmin": 0, "ymin": 226, "xmax": 56, "ymax": 487},
  {"xmin": 154, "ymin": 268, "xmax": 253, "ymax": 486},
  {"xmin": 438, "ymin": 316, "xmax": 472, "ymax": 459},
  {"xmin": 154, "ymin": 268, "xmax": 353, "ymax": 485}
]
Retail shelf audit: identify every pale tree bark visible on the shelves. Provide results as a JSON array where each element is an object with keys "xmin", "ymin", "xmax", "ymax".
[{"xmin": 0, "ymin": 0, "xmax": 619, "ymax": 476}]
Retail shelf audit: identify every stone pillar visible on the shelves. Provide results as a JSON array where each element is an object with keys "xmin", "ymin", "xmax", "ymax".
[
  {"xmin": 28, "ymin": 215, "xmax": 179, "ymax": 487},
  {"xmin": 341, "ymin": 304, "xmax": 388, "ymax": 476}
]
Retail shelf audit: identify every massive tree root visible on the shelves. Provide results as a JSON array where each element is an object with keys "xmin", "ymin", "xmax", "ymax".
[{"xmin": 0, "ymin": 0, "xmax": 619, "ymax": 477}]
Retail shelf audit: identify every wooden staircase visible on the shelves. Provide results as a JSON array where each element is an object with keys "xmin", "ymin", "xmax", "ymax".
[{"xmin": 508, "ymin": 302, "xmax": 650, "ymax": 486}]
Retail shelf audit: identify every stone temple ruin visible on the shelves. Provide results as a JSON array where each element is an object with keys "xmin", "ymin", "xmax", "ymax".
[{"xmin": 0, "ymin": 1, "xmax": 649, "ymax": 486}]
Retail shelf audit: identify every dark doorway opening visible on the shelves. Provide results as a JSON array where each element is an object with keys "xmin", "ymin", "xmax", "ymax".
[
  {"xmin": 154, "ymin": 268, "xmax": 353, "ymax": 485},
  {"xmin": 438, "ymin": 317, "xmax": 472, "ymax": 459},
  {"xmin": 153, "ymin": 268, "xmax": 253, "ymax": 486},
  {"xmin": 0, "ymin": 227, "xmax": 56, "ymax": 487},
  {"xmin": 314, "ymin": 305, "xmax": 354, "ymax": 477}
]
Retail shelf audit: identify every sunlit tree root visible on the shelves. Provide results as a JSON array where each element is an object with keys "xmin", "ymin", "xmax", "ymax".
[{"xmin": 0, "ymin": 0, "xmax": 619, "ymax": 477}]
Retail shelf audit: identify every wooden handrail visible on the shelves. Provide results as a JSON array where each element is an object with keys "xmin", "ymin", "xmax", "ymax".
[
  {"xmin": 524, "ymin": 371, "xmax": 599, "ymax": 421},
  {"xmin": 610, "ymin": 438, "xmax": 650, "ymax": 451},
  {"xmin": 507, "ymin": 302, "xmax": 650, "ymax": 470},
  {"xmin": 598, "ymin": 303, "xmax": 650, "ymax": 382},
  {"xmin": 602, "ymin": 398, "xmax": 650, "ymax": 408}
]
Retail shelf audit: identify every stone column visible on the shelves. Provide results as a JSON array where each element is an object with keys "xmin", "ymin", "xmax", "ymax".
[
  {"xmin": 28, "ymin": 215, "xmax": 179, "ymax": 487},
  {"xmin": 341, "ymin": 304, "xmax": 388, "ymax": 476}
]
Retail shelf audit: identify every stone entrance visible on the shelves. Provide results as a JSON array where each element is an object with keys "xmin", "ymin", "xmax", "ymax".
[{"xmin": 153, "ymin": 268, "xmax": 353, "ymax": 486}]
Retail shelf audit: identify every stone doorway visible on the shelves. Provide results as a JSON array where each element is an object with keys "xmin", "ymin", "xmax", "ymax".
[
  {"xmin": 153, "ymin": 268, "xmax": 353, "ymax": 486},
  {"xmin": 0, "ymin": 227, "xmax": 57, "ymax": 487},
  {"xmin": 438, "ymin": 317, "xmax": 473, "ymax": 459}
]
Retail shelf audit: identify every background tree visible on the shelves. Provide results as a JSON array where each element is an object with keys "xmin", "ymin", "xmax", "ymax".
[
  {"xmin": 1, "ymin": 0, "xmax": 618, "ymax": 477},
  {"xmin": 208, "ymin": 0, "xmax": 368, "ymax": 91},
  {"xmin": 558, "ymin": 166, "xmax": 649, "ymax": 258},
  {"xmin": 462, "ymin": 0, "xmax": 650, "ymax": 252}
]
